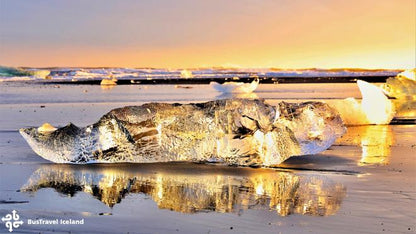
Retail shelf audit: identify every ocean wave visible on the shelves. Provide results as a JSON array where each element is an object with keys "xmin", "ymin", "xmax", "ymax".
[
  {"xmin": 0, "ymin": 66, "xmax": 50, "ymax": 81},
  {"xmin": 0, "ymin": 66, "xmax": 400, "ymax": 82}
]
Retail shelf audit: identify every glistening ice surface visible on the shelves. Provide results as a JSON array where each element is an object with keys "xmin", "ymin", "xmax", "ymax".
[{"xmin": 19, "ymin": 99, "xmax": 344, "ymax": 165}]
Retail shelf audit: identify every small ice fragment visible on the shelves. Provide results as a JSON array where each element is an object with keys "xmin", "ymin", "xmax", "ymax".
[
  {"xmin": 38, "ymin": 123, "xmax": 57, "ymax": 132},
  {"xmin": 174, "ymin": 85, "xmax": 193, "ymax": 89},
  {"xmin": 100, "ymin": 78, "xmax": 117, "ymax": 86},
  {"xmin": 210, "ymin": 78, "xmax": 259, "ymax": 94},
  {"xmin": 180, "ymin": 69, "xmax": 193, "ymax": 79}
]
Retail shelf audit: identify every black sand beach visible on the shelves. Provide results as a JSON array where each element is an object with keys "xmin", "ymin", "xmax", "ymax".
[{"xmin": 0, "ymin": 82, "xmax": 415, "ymax": 233}]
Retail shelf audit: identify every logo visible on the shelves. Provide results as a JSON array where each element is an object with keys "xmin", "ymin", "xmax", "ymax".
[{"xmin": 1, "ymin": 210, "xmax": 23, "ymax": 232}]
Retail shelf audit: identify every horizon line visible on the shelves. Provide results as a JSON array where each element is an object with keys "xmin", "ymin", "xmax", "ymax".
[{"xmin": 1, "ymin": 65, "xmax": 406, "ymax": 71}]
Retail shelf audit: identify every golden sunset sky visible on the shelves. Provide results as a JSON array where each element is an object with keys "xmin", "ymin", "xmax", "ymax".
[{"xmin": 0, "ymin": 0, "xmax": 414, "ymax": 69}]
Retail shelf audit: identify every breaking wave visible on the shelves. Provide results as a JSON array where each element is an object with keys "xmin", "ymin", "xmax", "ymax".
[{"xmin": 0, "ymin": 66, "xmax": 400, "ymax": 82}]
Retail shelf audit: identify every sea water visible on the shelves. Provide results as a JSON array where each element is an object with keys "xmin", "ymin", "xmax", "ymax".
[{"xmin": 0, "ymin": 66, "xmax": 400, "ymax": 82}]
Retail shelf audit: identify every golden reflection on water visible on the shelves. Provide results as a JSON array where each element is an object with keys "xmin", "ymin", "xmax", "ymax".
[
  {"xmin": 21, "ymin": 164, "xmax": 346, "ymax": 216},
  {"xmin": 336, "ymin": 125, "xmax": 394, "ymax": 165},
  {"xmin": 216, "ymin": 92, "xmax": 259, "ymax": 99},
  {"xmin": 100, "ymin": 84, "xmax": 117, "ymax": 90}
]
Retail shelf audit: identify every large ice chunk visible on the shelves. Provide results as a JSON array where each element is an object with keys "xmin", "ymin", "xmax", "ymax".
[
  {"xmin": 328, "ymin": 80, "xmax": 395, "ymax": 125},
  {"xmin": 20, "ymin": 99, "xmax": 345, "ymax": 166},
  {"xmin": 382, "ymin": 68, "xmax": 416, "ymax": 99}
]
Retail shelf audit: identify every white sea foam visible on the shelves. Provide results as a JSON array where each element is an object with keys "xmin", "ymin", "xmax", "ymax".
[{"xmin": 0, "ymin": 66, "xmax": 400, "ymax": 82}]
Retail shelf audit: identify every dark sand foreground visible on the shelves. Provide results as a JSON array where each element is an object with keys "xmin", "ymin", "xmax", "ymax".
[{"xmin": 0, "ymin": 82, "xmax": 415, "ymax": 233}]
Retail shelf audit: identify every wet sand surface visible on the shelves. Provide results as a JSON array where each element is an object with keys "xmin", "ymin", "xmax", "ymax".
[{"xmin": 0, "ymin": 83, "xmax": 415, "ymax": 233}]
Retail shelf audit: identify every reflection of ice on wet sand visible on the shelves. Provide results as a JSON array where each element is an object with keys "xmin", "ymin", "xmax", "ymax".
[
  {"xmin": 215, "ymin": 92, "xmax": 259, "ymax": 100},
  {"xmin": 336, "ymin": 125, "xmax": 394, "ymax": 165},
  {"xmin": 21, "ymin": 164, "xmax": 346, "ymax": 216}
]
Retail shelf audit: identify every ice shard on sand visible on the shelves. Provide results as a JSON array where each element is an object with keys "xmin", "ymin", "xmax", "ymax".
[{"xmin": 20, "ymin": 99, "xmax": 345, "ymax": 166}]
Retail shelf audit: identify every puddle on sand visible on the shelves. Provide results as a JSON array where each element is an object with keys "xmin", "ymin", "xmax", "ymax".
[{"xmin": 21, "ymin": 163, "xmax": 346, "ymax": 217}]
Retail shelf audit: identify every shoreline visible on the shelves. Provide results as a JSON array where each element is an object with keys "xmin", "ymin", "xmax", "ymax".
[
  {"xmin": 0, "ymin": 82, "xmax": 414, "ymax": 233},
  {"xmin": 34, "ymin": 75, "xmax": 393, "ymax": 85}
]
